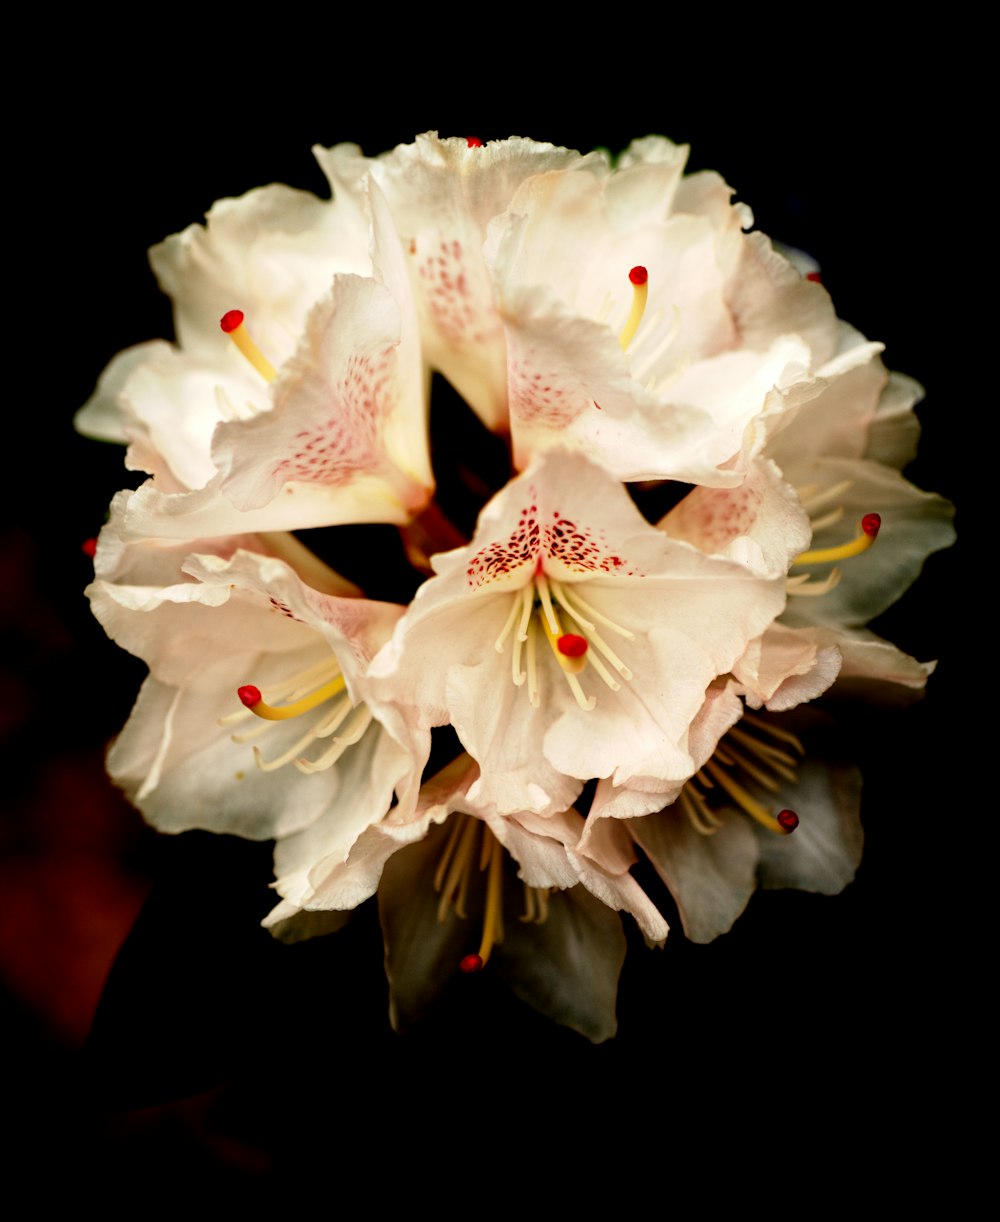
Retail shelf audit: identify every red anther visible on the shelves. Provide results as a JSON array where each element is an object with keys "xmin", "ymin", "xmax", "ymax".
[
  {"xmin": 81, "ymin": 537, "xmax": 97, "ymax": 558},
  {"xmin": 629, "ymin": 265, "xmax": 648, "ymax": 286},
  {"xmin": 806, "ymin": 271, "xmax": 823, "ymax": 284},
  {"xmin": 237, "ymin": 685, "xmax": 262, "ymax": 708},
  {"xmin": 459, "ymin": 953, "xmax": 484, "ymax": 974},
  {"xmin": 557, "ymin": 633, "xmax": 588, "ymax": 658},
  {"xmin": 777, "ymin": 809, "xmax": 799, "ymax": 832},
  {"xmin": 466, "ymin": 136, "xmax": 483, "ymax": 148},
  {"xmin": 861, "ymin": 512, "xmax": 881, "ymax": 538},
  {"xmin": 220, "ymin": 309, "xmax": 245, "ymax": 333}
]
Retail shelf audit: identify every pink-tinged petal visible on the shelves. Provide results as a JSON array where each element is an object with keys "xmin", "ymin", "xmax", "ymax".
[
  {"xmin": 726, "ymin": 230, "xmax": 838, "ymax": 365},
  {"xmin": 374, "ymin": 451, "xmax": 786, "ymax": 814},
  {"xmin": 107, "ymin": 674, "xmax": 335, "ymax": 840},
  {"xmin": 121, "ymin": 470, "xmax": 413, "ymax": 541},
  {"xmin": 733, "ymin": 624, "xmax": 842, "ymax": 712},
  {"xmin": 662, "ymin": 459, "xmax": 811, "ymax": 578},
  {"xmin": 318, "ymin": 132, "xmax": 594, "ymax": 432},
  {"xmin": 765, "ymin": 332, "xmax": 889, "ymax": 468},
  {"xmin": 632, "ymin": 803, "xmax": 760, "ymax": 944},
  {"xmin": 89, "ymin": 523, "xmax": 420, "ymax": 849},
  {"xmin": 149, "ymin": 182, "xmax": 370, "ymax": 367},
  {"xmin": 213, "ymin": 276, "xmax": 430, "ymax": 519},
  {"xmin": 582, "ymin": 680, "xmax": 744, "ymax": 850},
  {"xmin": 107, "ymin": 342, "xmax": 264, "ymax": 491},
  {"xmin": 76, "ymin": 341, "xmax": 164, "ymax": 444},
  {"xmin": 270, "ymin": 722, "xmax": 417, "ymax": 911}
]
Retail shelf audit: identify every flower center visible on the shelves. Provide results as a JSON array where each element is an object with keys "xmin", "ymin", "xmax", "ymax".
[
  {"xmin": 220, "ymin": 309, "xmax": 277, "ymax": 382},
  {"xmin": 680, "ymin": 712, "xmax": 801, "ymax": 836},
  {"xmin": 434, "ymin": 814, "xmax": 550, "ymax": 973},
  {"xmin": 493, "ymin": 569, "xmax": 634, "ymax": 712},
  {"xmin": 219, "ymin": 654, "xmax": 372, "ymax": 773}
]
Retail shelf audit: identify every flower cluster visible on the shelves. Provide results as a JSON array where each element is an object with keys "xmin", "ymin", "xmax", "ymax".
[{"xmin": 79, "ymin": 132, "xmax": 954, "ymax": 1042}]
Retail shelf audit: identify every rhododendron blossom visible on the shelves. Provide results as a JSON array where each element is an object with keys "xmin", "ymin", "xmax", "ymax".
[
  {"xmin": 77, "ymin": 129, "xmax": 954, "ymax": 1043},
  {"xmin": 370, "ymin": 449, "xmax": 786, "ymax": 817}
]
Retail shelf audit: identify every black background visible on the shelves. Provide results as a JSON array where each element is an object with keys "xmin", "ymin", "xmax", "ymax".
[{"xmin": 6, "ymin": 41, "xmax": 973, "ymax": 1192}]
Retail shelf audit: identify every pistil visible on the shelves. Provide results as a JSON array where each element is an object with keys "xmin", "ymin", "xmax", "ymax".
[
  {"xmin": 794, "ymin": 513, "xmax": 881, "ymax": 566},
  {"xmin": 220, "ymin": 309, "xmax": 278, "ymax": 382},
  {"xmin": 493, "ymin": 571, "xmax": 635, "ymax": 711},
  {"xmin": 680, "ymin": 713, "xmax": 803, "ymax": 836},
  {"xmin": 222, "ymin": 657, "xmax": 365, "ymax": 773},
  {"xmin": 619, "ymin": 266, "xmax": 649, "ymax": 351},
  {"xmin": 434, "ymin": 814, "xmax": 551, "ymax": 975}
]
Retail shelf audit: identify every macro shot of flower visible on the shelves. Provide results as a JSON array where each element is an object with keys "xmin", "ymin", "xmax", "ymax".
[{"xmin": 6, "ymin": 62, "xmax": 970, "ymax": 1192}]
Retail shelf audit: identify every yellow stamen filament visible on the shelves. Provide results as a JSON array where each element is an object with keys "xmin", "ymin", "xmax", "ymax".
[
  {"xmin": 680, "ymin": 786, "xmax": 723, "ymax": 836},
  {"xmin": 219, "ymin": 657, "xmax": 337, "ymax": 727},
  {"xmin": 809, "ymin": 505, "xmax": 845, "ymax": 534},
  {"xmin": 475, "ymin": 834, "xmax": 505, "ymax": 967},
  {"xmin": 727, "ymin": 726, "xmax": 800, "ymax": 784},
  {"xmin": 496, "ymin": 574, "xmax": 637, "ymax": 711},
  {"xmin": 437, "ymin": 818, "xmax": 479, "ymax": 922},
  {"xmin": 525, "ymin": 624, "xmax": 540, "ymax": 706},
  {"xmin": 619, "ymin": 269, "xmax": 649, "ymax": 351},
  {"xmin": 794, "ymin": 527, "xmax": 876, "ymax": 566},
  {"xmin": 226, "ymin": 319, "xmax": 278, "ymax": 382},
  {"xmin": 797, "ymin": 479, "xmax": 854, "ymax": 516},
  {"xmin": 520, "ymin": 883, "xmax": 551, "ymax": 924},
  {"xmin": 433, "ymin": 817, "xmax": 466, "ymax": 893},
  {"xmin": 786, "ymin": 569, "xmax": 843, "ymax": 597},
  {"xmin": 741, "ymin": 712, "xmax": 805, "ymax": 753},
  {"xmin": 245, "ymin": 674, "xmax": 347, "ymax": 721},
  {"xmin": 704, "ymin": 758, "xmax": 787, "ymax": 834},
  {"xmin": 556, "ymin": 585, "xmax": 635, "ymax": 639},
  {"xmin": 294, "ymin": 705, "xmax": 373, "ymax": 773}
]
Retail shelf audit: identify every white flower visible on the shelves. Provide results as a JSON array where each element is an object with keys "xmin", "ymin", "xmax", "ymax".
[
  {"xmin": 78, "ymin": 177, "xmax": 434, "ymax": 541},
  {"xmin": 268, "ymin": 754, "xmax": 668, "ymax": 1042},
  {"xmin": 661, "ymin": 330, "xmax": 956, "ymax": 692},
  {"xmin": 87, "ymin": 498, "xmax": 428, "ymax": 892},
  {"xmin": 619, "ymin": 688, "xmax": 864, "ymax": 943},
  {"xmin": 370, "ymin": 449, "xmax": 787, "ymax": 818},
  {"xmin": 482, "ymin": 136, "xmax": 837, "ymax": 482},
  {"xmin": 315, "ymin": 132, "xmax": 597, "ymax": 432}
]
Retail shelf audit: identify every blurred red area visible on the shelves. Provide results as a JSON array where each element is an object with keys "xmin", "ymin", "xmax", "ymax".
[{"xmin": 0, "ymin": 528, "xmax": 151, "ymax": 1048}]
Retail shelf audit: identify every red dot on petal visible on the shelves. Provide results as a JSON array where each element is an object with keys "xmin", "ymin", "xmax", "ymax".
[
  {"xmin": 466, "ymin": 136, "xmax": 483, "ymax": 148},
  {"xmin": 81, "ymin": 537, "xmax": 97, "ymax": 558},
  {"xmin": 459, "ymin": 953, "xmax": 483, "ymax": 974},
  {"xmin": 777, "ymin": 809, "xmax": 799, "ymax": 832},
  {"xmin": 862, "ymin": 513, "xmax": 881, "ymax": 538},
  {"xmin": 238, "ymin": 685, "xmax": 262, "ymax": 708},
  {"xmin": 557, "ymin": 633, "xmax": 588, "ymax": 658},
  {"xmin": 220, "ymin": 309, "xmax": 244, "ymax": 333},
  {"xmin": 629, "ymin": 265, "xmax": 648, "ymax": 286},
  {"xmin": 806, "ymin": 271, "xmax": 823, "ymax": 283}
]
